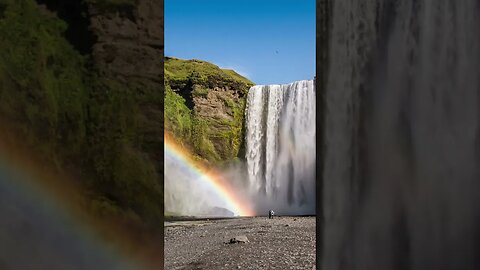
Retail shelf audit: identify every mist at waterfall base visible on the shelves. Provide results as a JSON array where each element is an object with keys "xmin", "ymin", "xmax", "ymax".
[
  {"xmin": 165, "ymin": 80, "xmax": 315, "ymax": 217},
  {"xmin": 164, "ymin": 154, "xmax": 230, "ymax": 216},
  {"xmin": 323, "ymin": 1, "xmax": 480, "ymax": 270}
]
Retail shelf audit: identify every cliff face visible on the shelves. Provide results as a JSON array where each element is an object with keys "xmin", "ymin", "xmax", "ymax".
[
  {"xmin": 86, "ymin": 0, "xmax": 163, "ymax": 182},
  {"xmin": 87, "ymin": 0, "xmax": 162, "ymax": 83},
  {"xmin": 84, "ymin": 0, "xmax": 164, "ymax": 225},
  {"xmin": 165, "ymin": 57, "xmax": 254, "ymax": 163}
]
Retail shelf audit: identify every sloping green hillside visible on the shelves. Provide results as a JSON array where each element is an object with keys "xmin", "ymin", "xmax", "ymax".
[{"xmin": 165, "ymin": 57, "xmax": 254, "ymax": 163}]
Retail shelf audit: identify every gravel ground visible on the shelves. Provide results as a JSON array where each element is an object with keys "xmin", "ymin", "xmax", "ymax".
[{"xmin": 164, "ymin": 216, "xmax": 316, "ymax": 270}]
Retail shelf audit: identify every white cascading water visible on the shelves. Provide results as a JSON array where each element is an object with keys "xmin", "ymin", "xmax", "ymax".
[
  {"xmin": 245, "ymin": 80, "xmax": 315, "ymax": 215},
  {"xmin": 323, "ymin": 1, "xmax": 480, "ymax": 269}
]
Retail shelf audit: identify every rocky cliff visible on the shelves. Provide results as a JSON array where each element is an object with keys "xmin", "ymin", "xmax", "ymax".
[
  {"xmin": 85, "ymin": 0, "xmax": 164, "ymax": 215},
  {"xmin": 165, "ymin": 57, "xmax": 254, "ymax": 163},
  {"xmin": 87, "ymin": 0, "xmax": 162, "ymax": 83}
]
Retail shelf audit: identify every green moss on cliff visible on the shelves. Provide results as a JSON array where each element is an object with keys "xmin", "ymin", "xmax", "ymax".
[
  {"xmin": 86, "ymin": 75, "xmax": 162, "ymax": 225},
  {"xmin": 164, "ymin": 82, "xmax": 192, "ymax": 143},
  {"xmin": 165, "ymin": 57, "xmax": 254, "ymax": 163},
  {"xmin": 0, "ymin": 0, "xmax": 88, "ymax": 165},
  {"xmin": 217, "ymin": 95, "xmax": 246, "ymax": 158}
]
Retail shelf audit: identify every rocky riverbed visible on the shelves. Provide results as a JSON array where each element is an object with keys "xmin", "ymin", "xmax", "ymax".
[{"xmin": 164, "ymin": 216, "xmax": 316, "ymax": 270}]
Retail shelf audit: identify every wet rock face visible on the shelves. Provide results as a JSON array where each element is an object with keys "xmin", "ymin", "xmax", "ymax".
[{"xmin": 87, "ymin": 0, "xmax": 163, "ymax": 83}]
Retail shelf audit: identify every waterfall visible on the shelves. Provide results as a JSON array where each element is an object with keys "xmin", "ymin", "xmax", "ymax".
[
  {"xmin": 245, "ymin": 80, "xmax": 315, "ymax": 215},
  {"xmin": 323, "ymin": 1, "xmax": 480, "ymax": 269}
]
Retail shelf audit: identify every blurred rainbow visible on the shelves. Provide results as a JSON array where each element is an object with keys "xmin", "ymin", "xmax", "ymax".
[
  {"xmin": 164, "ymin": 134, "xmax": 255, "ymax": 217},
  {"xmin": 0, "ymin": 128, "xmax": 158, "ymax": 270}
]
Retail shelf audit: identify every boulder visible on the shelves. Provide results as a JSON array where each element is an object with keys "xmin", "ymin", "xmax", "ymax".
[{"xmin": 228, "ymin": 235, "xmax": 249, "ymax": 244}]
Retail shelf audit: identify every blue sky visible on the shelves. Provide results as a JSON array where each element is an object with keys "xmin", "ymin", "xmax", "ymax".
[{"xmin": 165, "ymin": 0, "xmax": 315, "ymax": 85}]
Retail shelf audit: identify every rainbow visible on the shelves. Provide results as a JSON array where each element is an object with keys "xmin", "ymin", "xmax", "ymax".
[
  {"xmin": 164, "ymin": 134, "xmax": 255, "ymax": 217},
  {"xmin": 0, "ymin": 146, "xmax": 155, "ymax": 269}
]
